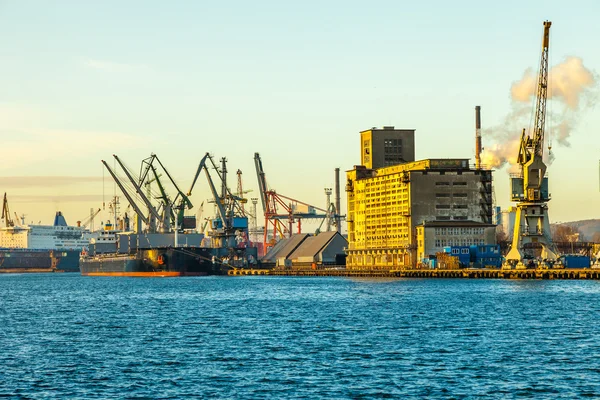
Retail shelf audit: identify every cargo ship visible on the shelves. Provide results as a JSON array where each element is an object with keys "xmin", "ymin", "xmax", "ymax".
[
  {"xmin": 85, "ymin": 153, "xmax": 260, "ymax": 277},
  {"xmin": 1, "ymin": 194, "xmax": 94, "ymax": 273},
  {"xmin": 79, "ymin": 246, "xmax": 219, "ymax": 277},
  {"xmin": 79, "ymin": 223, "xmax": 252, "ymax": 276}
]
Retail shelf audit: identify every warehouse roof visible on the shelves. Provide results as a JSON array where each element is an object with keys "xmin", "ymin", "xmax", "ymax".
[
  {"xmin": 288, "ymin": 231, "xmax": 343, "ymax": 260},
  {"xmin": 261, "ymin": 233, "xmax": 309, "ymax": 263}
]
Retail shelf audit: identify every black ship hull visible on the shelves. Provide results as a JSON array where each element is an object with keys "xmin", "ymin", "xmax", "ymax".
[
  {"xmin": 80, "ymin": 247, "xmax": 223, "ymax": 277},
  {"xmin": 0, "ymin": 249, "xmax": 80, "ymax": 273}
]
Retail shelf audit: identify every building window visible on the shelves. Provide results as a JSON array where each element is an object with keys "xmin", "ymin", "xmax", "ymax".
[
  {"xmin": 453, "ymin": 193, "xmax": 468, "ymax": 198},
  {"xmin": 384, "ymin": 139, "xmax": 403, "ymax": 162},
  {"xmin": 436, "ymin": 193, "xmax": 450, "ymax": 198},
  {"xmin": 436, "ymin": 216, "xmax": 451, "ymax": 220},
  {"xmin": 436, "ymin": 204, "xmax": 451, "ymax": 209},
  {"xmin": 452, "ymin": 182, "xmax": 467, "ymax": 186},
  {"xmin": 435, "ymin": 182, "xmax": 450, "ymax": 186}
]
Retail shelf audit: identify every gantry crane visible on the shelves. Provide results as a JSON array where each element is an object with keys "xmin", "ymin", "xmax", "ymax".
[
  {"xmin": 505, "ymin": 21, "xmax": 558, "ymax": 267},
  {"xmin": 254, "ymin": 152, "xmax": 328, "ymax": 252}
]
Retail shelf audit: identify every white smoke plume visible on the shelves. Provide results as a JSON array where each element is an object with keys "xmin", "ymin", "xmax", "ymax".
[{"xmin": 481, "ymin": 56, "xmax": 597, "ymax": 169}]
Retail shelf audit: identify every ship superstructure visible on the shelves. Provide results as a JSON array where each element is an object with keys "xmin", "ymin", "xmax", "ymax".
[{"xmin": 0, "ymin": 213, "xmax": 92, "ymax": 250}]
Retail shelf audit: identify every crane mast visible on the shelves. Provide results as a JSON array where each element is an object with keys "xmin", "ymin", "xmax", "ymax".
[{"xmin": 506, "ymin": 21, "xmax": 557, "ymax": 267}]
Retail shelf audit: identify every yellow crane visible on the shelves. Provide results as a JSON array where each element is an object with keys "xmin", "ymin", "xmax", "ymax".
[{"xmin": 505, "ymin": 21, "xmax": 558, "ymax": 267}]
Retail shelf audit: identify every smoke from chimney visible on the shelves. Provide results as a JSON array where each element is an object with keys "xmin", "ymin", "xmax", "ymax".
[{"xmin": 481, "ymin": 56, "xmax": 597, "ymax": 169}]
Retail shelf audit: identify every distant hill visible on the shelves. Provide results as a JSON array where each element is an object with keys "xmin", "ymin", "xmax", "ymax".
[{"xmin": 551, "ymin": 219, "xmax": 600, "ymax": 242}]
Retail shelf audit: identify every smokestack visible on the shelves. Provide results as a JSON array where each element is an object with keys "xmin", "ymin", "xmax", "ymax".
[
  {"xmin": 475, "ymin": 106, "xmax": 482, "ymax": 169},
  {"xmin": 335, "ymin": 168, "xmax": 341, "ymax": 233}
]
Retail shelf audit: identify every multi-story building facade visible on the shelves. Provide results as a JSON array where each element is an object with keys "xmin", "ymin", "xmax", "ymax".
[{"xmin": 346, "ymin": 158, "xmax": 494, "ymax": 269}]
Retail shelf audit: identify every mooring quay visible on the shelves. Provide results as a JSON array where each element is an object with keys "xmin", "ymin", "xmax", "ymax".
[{"xmin": 228, "ymin": 268, "xmax": 600, "ymax": 280}]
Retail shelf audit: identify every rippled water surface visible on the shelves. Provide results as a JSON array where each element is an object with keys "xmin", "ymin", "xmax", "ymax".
[{"xmin": 1, "ymin": 274, "xmax": 600, "ymax": 398}]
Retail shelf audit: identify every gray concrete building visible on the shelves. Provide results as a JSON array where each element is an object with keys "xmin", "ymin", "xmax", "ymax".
[{"xmin": 360, "ymin": 126, "xmax": 415, "ymax": 169}]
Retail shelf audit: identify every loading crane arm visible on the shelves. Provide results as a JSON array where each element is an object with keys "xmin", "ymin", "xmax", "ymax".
[
  {"xmin": 204, "ymin": 156, "xmax": 228, "ymax": 226},
  {"xmin": 79, "ymin": 208, "xmax": 102, "ymax": 229},
  {"xmin": 276, "ymin": 193, "xmax": 328, "ymax": 214},
  {"xmin": 102, "ymin": 160, "xmax": 149, "ymax": 225},
  {"xmin": 113, "ymin": 155, "xmax": 162, "ymax": 223},
  {"xmin": 254, "ymin": 152, "xmax": 268, "ymax": 214},
  {"xmin": 154, "ymin": 156, "xmax": 193, "ymax": 211},
  {"xmin": 185, "ymin": 153, "xmax": 228, "ymax": 226},
  {"xmin": 187, "ymin": 153, "xmax": 211, "ymax": 197}
]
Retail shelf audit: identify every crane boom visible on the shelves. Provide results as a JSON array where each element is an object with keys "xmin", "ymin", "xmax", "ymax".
[
  {"xmin": 187, "ymin": 153, "xmax": 211, "ymax": 197},
  {"xmin": 113, "ymin": 155, "xmax": 162, "ymax": 223},
  {"xmin": 532, "ymin": 21, "xmax": 551, "ymax": 157},
  {"xmin": 204, "ymin": 165, "xmax": 228, "ymax": 227},
  {"xmin": 154, "ymin": 156, "xmax": 193, "ymax": 210},
  {"xmin": 254, "ymin": 152, "xmax": 268, "ymax": 214},
  {"xmin": 79, "ymin": 208, "xmax": 102, "ymax": 229},
  {"xmin": 186, "ymin": 153, "xmax": 227, "ymax": 224},
  {"xmin": 102, "ymin": 160, "xmax": 149, "ymax": 225},
  {"xmin": 149, "ymin": 164, "xmax": 170, "ymax": 207}
]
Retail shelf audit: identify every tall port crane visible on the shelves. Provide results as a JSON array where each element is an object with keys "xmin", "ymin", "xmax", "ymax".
[
  {"xmin": 188, "ymin": 153, "xmax": 249, "ymax": 249},
  {"xmin": 505, "ymin": 21, "xmax": 558, "ymax": 267},
  {"xmin": 254, "ymin": 152, "xmax": 328, "ymax": 251}
]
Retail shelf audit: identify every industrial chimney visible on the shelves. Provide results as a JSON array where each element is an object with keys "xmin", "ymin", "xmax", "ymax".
[
  {"xmin": 335, "ymin": 168, "xmax": 341, "ymax": 233},
  {"xmin": 475, "ymin": 106, "xmax": 482, "ymax": 169}
]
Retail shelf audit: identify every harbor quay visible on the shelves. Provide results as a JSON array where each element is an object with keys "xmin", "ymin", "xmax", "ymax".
[{"xmin": 229, "ymin": 267, "xmax": 600, "ymax": 280}]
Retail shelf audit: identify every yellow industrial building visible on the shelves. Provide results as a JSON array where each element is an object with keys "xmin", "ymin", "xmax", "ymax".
[{"xmin": 346, "ymin": 127, "xmax": 495, "ymax": 269}]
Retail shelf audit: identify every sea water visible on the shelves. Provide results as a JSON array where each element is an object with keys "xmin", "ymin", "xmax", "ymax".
[{"xmin": 1, "ymin": 274, "xmax": 600, "ymax": 398}]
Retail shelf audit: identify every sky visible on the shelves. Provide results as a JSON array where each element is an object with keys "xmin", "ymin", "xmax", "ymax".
[{"xmin": 0, "ymin": 0, "xmax": 599, "ymax": 230}]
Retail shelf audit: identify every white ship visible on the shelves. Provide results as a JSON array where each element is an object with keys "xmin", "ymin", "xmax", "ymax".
[
  {"xmin": 0, "ymin": 195, "xmax": 95, "ymax": 272},
  {"xmin": 0, "ymin": 211, "xmax": 93, "ymax": 251}
]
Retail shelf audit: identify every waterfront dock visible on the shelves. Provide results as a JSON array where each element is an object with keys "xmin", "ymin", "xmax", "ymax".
[{"xmin": 229, "ymin": 267, "xmax": 600, "ymax": 280}]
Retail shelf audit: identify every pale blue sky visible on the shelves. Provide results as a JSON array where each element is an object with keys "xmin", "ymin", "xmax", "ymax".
[{"xmin": 0, "ymin": 1, "xmax": 598, "ymax": 228}]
